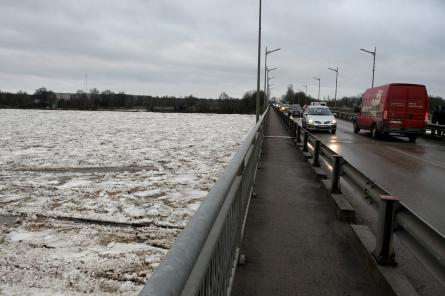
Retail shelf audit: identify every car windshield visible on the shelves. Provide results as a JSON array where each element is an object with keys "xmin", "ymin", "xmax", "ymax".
[
  {"xmin": 289, "ymin": 105, "xmax": 302, "ymax": 111},
  {"xmin": 307, "ymin": 107, "xmax": 332, "ymax": 115}
]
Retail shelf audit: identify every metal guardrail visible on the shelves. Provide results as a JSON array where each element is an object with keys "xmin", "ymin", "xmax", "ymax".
[
  {"xmin": 330, "ymin": 107, "xmax": 356, "ymax": 121},
  {"xmin": 276, "ymin": 107, "xmax": 445, "ymax": 285},
  {"xmin": 140, "ymin": 108, "xmax": 269, "ymax": 296},
  {"xmin": 426, "ymin": 123, "xmax": 445, "ymax": 139}
]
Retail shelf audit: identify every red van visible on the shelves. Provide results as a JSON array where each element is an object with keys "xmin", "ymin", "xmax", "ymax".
[{"xmin": 354, "ymin": 83, "xmax": 428, "ymax": 142}]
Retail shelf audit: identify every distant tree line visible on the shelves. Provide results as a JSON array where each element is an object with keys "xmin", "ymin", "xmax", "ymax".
[
  {"xmin": 278, "ymin": 84, "xmax": 445, "ymax": 111},
  {"xmin": 0, "ymin": 88, "xmax": 267, "ymax": 114}
]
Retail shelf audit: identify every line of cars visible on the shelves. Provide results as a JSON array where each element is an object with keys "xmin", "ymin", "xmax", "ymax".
[
  {"xmin": 275, "ymin": 83, "xmax": 429, "ymax": 142},
  {"xmin": 275, "ymin": 102, "xmax": 337, "ymax": 134}
]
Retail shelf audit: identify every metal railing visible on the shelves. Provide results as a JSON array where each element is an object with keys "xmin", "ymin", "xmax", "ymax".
[
  {"xmin": 330, "ymin": 107, "xmax": 356, "ymax": 121},
  {"xmin": 426, "ymin": 123, "xmax": 445, "ymax": 139},
  {"xmin": 276, "ymin": 107, "xmax": 445, "ymax": 285},
  {"xmin": 140, "ymin": 108, "xmax": 269, "ymax": 296}
]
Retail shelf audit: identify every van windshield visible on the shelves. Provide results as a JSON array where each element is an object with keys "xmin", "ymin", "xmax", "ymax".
[{"xmin": 308, "ymin": 108, "xmax": 332, "ymax": 115}]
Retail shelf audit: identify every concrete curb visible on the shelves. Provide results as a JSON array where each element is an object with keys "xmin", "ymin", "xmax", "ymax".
[
  {"xmin": 351, "ymin": 225, "xmax": 419, "ymax": 296},
  {"xmin": 320, "ymin": 179, "xmax": 355, "ymax": 223},
  {"xmin": 312, "ymin": 166, "xmax": 327, "ymax": 180},
  {"xmin": 303, "ymin": 152, "xmax": 312, "ymax": 159}
]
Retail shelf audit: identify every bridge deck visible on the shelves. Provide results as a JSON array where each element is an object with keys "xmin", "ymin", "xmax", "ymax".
[{"xmin": 231, "ymin": 110, "xmax": 382, "ymax": 296}]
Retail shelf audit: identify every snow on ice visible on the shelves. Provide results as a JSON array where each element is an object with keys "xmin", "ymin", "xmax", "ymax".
[{"xmin": 0, "ymin": 109, "xmax": 254, "ymax": 295}]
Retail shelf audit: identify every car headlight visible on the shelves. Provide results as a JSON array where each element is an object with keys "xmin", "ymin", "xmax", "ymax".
[
  {"xmin": 331, "ymin": 119, "xmax": 336, "ymax": 124},
  {"xmin": 308, "ymin": 119, "xmax": 314, "ymax": 124}
]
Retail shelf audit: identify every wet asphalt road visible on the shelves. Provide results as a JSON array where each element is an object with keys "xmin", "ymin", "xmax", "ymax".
[{"xmin": 297, "ymin": 118, "xmax": 445, "ymax": 235}]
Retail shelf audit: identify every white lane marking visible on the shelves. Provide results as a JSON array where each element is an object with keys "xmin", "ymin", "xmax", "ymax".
[{"xmin": 385, "ymin": 146, "xmax": 445, "ymax": 170}]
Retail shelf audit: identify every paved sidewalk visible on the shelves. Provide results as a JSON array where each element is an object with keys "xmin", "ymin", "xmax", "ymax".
[{"xmin": 231, "ymin": 110, "xmax": 381, "ymax": 296}]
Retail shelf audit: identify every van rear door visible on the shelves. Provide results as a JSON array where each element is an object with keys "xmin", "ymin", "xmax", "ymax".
[
  {"xmin": 387, "ymin": 86, "xmax": 407, "ymax": 127},
  {"xmin": 406, "ymin": 86, "xmax": 428, "ymax": 130},
  {"xmin": 387, "ymin": 85, "xmax": 427, "ymax": 130}
]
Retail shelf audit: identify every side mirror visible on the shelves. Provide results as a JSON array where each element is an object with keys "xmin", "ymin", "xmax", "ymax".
[{"xmin": 333, "ymin": 112, "xmax": 337, "ymax": 117}]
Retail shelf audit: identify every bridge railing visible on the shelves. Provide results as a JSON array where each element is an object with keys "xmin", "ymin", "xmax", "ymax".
[
  {"xmin": 139, "ymin": 108, "xmax": 269, "ymax": 296},
  {"xmin": 330, "ymin": 107, "xmax": 356, "ymax": 121},
  {"xmin": 426, "ymin": 123, "xmax": 445, "ymax": 139},
  {"xmin": 276, "ymin": 107, "xmax": 445, "ymax": 286}
]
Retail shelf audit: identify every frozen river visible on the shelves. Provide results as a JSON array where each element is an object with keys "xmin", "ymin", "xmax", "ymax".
[{"xmin": 0, "ymin": 109, "xmax": 254, "ymax": 295}]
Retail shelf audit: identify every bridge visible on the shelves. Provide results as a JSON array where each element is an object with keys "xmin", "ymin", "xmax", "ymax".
[{"xmin": 140, "ymin": 107, "xmax": 445, "ymax": 295}]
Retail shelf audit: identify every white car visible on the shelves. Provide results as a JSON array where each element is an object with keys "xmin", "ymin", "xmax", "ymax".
[{"xmin": 302, "ymin": 106, "xmax": 336, "ymax": 133}]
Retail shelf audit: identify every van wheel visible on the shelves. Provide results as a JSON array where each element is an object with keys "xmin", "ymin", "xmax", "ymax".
[
  {"xmin": 371, "ymin": 125, "xmax": 379, "ymax": 139},
  {"xmin": 408, "ymin": 135, "xmax": 417, "ymax": 143},
  {"xmin": 353, "ymin": 121, "xmax": 360, "ymax": 133}
]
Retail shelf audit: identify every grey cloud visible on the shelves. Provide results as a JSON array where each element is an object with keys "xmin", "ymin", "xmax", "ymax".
[{"xmin": 0, "ymin": 0, "xmax": 444, "ymax": 99}]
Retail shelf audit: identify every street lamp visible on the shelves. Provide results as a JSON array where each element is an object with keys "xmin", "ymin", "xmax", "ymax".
[
  {"xmin": 255, "ymin": 0, "xmax": 262, "ymax": 122},
  {"xmin": 313, "ymin": 77, "xmax": 321, "ymax": 100},
  {"xmin": 264, "ymin": 47, "xmax": 281, "ymax": 109},
  {"xmin": 328, "ymin": 66, "xmax": 338, "ymax": 107},
  {"xmin": 264, "ymin": 47, "xmax": 281, "ymax": 95},
  {"xmin": 360, "ymin": 46, "xmax": 376, "ymax": 87},
  {"xmin": 266, "ymin": 67, "xmax": 278, "ymax": 106}
]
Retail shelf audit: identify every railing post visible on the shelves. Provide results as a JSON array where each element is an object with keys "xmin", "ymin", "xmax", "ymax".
[
  {"xmin": 297, "ymin": 125, "xmax": 301, "ymax": 143},
  {"xmin": 331, "ymin": 155, "xmax": 342, "ymax": 193},
  {"xmin": 373, "ymin": 195, "xmax": 399, "ymax": 265},
  {"xmin": 303, "ymin": 131, "xmax": 308, "ymax": 152},
  {"xmin": 312, "ymin": 140, "xmax": 321, "ymax": 167}
]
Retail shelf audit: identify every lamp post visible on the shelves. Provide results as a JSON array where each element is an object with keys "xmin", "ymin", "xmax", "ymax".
[
  {"xmin": 360, "ymin": 46, "xmax": 376, "ymax": 87},
  {"xmin": 255, "ymin": 0, "xmax": 262, "ymax": 122},
  {"xmin": 313, "ymin": 77, "xmax": 321, "ymax": 100},
  {"xmin": 266, "ymin": 67, "xmax": 278, "ymax": 106},
  {"xmin": 264, "ymin": 47, "xmax": 281, "ymax": 107},
  {"xmin": 328, "ymin": 66, "xmax": 338, "ymax": 107}
]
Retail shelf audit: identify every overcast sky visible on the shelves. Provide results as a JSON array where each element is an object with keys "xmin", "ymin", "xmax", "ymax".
[{"xmin": 0, "ymin": 0, "xmax": 444, "ymax": 99}]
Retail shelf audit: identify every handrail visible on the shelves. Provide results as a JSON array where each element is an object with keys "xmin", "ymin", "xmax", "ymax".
[
  {"xmin": 140, "ymin": 108, "xmax": 269, "ymax": 296},
  {"xmin": 275, "ymin": 107, "xmax": 445, "ymax": 285}
]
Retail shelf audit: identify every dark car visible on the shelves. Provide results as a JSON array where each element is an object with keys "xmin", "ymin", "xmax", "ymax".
[{"xmin": 288, "ymin": 104, "xmax": 303, "ymax": 117}]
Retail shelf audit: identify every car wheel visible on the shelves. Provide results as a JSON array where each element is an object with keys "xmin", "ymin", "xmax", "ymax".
[
  {"xmin": 408, "ymin": 135, "xmax": 417, "ymax": 143},
  {"xmin": 331, "ymin": 129, "xmax": 336, "ymax": 134},
  {"xmin": 353, "ymin": 121, "xmax": 360, "ymax": 133},
  {"xmin": 371, "ymin": 124, "xmax": 379, "ymax": 139}
]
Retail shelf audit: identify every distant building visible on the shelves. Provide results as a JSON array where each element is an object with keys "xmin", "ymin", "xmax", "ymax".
[{"xmin": 55, "ymin": 93, "xmax": 75, "ymax": 101}]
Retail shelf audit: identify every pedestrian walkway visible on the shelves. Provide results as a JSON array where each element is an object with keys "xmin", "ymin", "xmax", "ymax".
[{"xmin": 231, "ymin": 110, "xmax": 382, "ymax": 296}]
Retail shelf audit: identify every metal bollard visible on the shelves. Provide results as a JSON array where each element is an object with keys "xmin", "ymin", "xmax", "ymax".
[
  {"xmin": 303, "ymin": 131, "xmax": 308, "ymax": 152},
  {"xmin": 313, "ymin": 140, "xmax": 321, "ymax": 167},
  {"xmin": 331, "ymin": 155, "xmax": 342, "ymax": 193},
  {"xmin": 297, "ymin": 125, "xmax": 301, "ymax": 142},
  {"xmin": 373, "ymin": 195, "xmax": 399, "ymax": 265}
]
